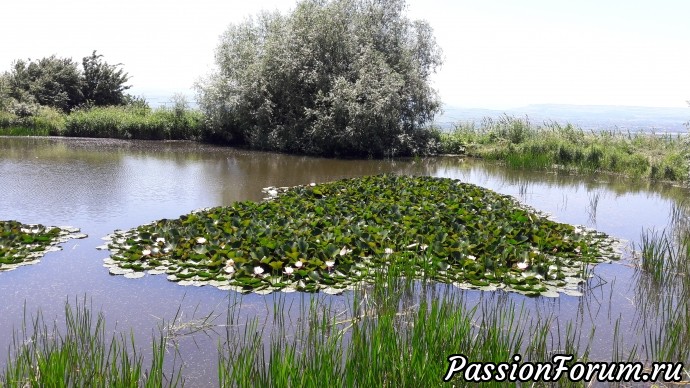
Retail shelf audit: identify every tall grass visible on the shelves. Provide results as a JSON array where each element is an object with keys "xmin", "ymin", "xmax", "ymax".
[
  {"xmin": 634, "ymin": 219, "xmax": 690, "ymax": 365},
  {"xmin": 439, "ymin": 115, "xmax": 690, "ymax": 183},
  {"xmin": 3, "ymin": 270, "xmax": 689, "ymax": 386},
  {"xmin": 0, "ymin": 107, "xmax": 66, "ymax": 136},
  {"xmin": 0, "ymin": 298, "xmax": 182, "ymax": 387},
  {"xmin": 5, "ymin": 209, "xmax": 690, "ymax": 386},
  {"xmin": 0, "ymin": 105, "xmax": 203, "ymax": 140},
  {"xmin": 64, "ymin": 105, "xmax": 203, "ymax": 140},
  {"xmin": 216, "ymin": 267, "xmax": 596, "ymax": 387}
]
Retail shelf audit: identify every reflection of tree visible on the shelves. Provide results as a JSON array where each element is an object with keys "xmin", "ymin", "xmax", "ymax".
[
  {"xmin": 3, "ymin": 137, "xmax": 688, "ymax": 229},
  {"xmin": 0, "ymin": 137, "xmax": 128, "ymax": 224},
  {"xmin": 204, "ymin": 151, "xmax": 443, "ymax": 205}
]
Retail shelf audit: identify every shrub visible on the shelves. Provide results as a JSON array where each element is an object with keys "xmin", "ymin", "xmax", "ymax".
[
  {"xmin": 2, "ymin": 51, "xmax": 132, "ymax": 112},
  {"xmin": 196, "ymin": 0, "xmax": 442, "ymax": 157}
]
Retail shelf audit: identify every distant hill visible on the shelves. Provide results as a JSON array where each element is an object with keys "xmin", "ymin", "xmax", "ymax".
[{"xmin": 435, "ymin": 104, "xmax": 690, "ymax": 134}]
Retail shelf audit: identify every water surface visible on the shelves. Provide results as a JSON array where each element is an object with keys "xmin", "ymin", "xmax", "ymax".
[{"xmin": 1, "ymin": 136, "xmax": 687, "ymax": 385}]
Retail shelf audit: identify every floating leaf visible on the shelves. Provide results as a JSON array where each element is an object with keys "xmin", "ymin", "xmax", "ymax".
[{"xmin": 98, "ymin": 175, "xmax": 620, "ymax": 297}]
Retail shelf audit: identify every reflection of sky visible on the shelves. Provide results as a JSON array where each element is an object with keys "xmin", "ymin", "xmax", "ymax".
[{"xmin": 0, "ymin": 138, "xmax": 688, "ymax": 384}]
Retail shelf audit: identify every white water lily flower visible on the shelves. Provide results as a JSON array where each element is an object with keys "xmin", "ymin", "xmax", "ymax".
[
  {"xmin": 156, "ymin": 237, "xmax": 165, "ymax": 244},
  {"xmin": 227, "ymin": 258, "xmax": 234, "ymax": 266},
  {"xmin": 142, "ymin": 249, "xmax": 151, "ymax": 256},
  {"xmin": 487, "ymin": 205, "xmax": 492, "ymax": 211},
  {"xmin": 284, "ymin": 266, "xmax": 294, "ymax": 275},
  {"xmin": 467, "ymin": 255, "xmax": 476, "ymax": 261},
  {"xmin": 309, "ymin": 182, "xmax": 316, "ymax": 186},
  {"xmin": 152, "ymin": 247, "xmax": 160, "ymax": 254},
  {"xmin": 517, "ymin": 262, "xmax": 528, "ymax": 270},
  {"xmin": 196, "ymin": 237, "xmax": 207, "ymax": 244},
  {"xmin": 254, "ymin": 266, "xmax": 264, "ymax": 275},
  {"xmin": 224, "ymin": 266, "xmax": 235, "ymax": 274},
  {"xmin": 295, "ymin": 261, "xmax": 303, "ymax": 268},
  {"xmin": 339, "ymin": 246, "xmax": 352, "ymax": 256},
  {"xmin": 325, "ymin": 260, "xmax": 335, "ymax": 269}
]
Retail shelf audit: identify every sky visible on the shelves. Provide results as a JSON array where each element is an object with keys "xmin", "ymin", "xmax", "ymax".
[{"xmin": 1, "ymin": 0, "xmax": 689, "ymax": 109}]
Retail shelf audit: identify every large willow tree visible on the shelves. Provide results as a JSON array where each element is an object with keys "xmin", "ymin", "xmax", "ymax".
[{"xmin": 196, "ymin": 0, "xmax": 443, "ymax": 157}]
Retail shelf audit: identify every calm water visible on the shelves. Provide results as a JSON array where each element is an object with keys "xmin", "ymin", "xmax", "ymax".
[{"xmin": 1, "ymin": 136, "xmax": 687, "ymax": 385}]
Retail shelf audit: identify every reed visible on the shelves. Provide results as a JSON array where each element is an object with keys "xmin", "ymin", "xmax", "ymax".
[
  {"xmin": 0, "ymin": 107, "xmax": 67, "ymax": 136},
  {"xmin": 216, "ymin": 269, "xmax": 597, "ymax": 387},
  {"xmin": 439, "ymin": 115, "xmax": 689, "ymax": 183},
  {"xmin": 0, "ymin": 104, "xmax": 203, "ymax": 140},
  {"xmin": 0, "ymin": 298, "xmax": 182, "ymax": 387},
  {"xmin": 64, "ymin": 105, "xmax": 203, "ymax": 140}
]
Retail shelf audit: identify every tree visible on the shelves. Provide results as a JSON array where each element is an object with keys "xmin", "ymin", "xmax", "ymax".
[
  {"xmin": 81, "ymin": 51, "xmax": 131, "ymax": 107},
  {"xmin": 5, "ymin": 55, "xmax": 83, "ymax": 112},
  {"xmin": 196, "ymin": 0, "xmax": 443, "ymax": 157},
  {"xmin": 0, "ymin": 73, "xmax": 11, "ymax": 111},
  {"xmin": 2, "ymin": 52, "xmax": 132, "ymax": 113}
]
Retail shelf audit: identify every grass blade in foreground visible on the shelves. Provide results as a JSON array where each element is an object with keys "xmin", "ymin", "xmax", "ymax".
[{"xmin": 0, "ymin": 298, "xmax": 182, "ymax": 387}]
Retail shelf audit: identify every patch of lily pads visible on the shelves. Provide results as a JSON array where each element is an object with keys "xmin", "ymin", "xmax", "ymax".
[
  {"xmin": 99, "ymin": 175, "xmax": 621, "ymax": 296},
  {"xmin": 0, "ymin": 220, "xmax": 87, "ymax": 272}
]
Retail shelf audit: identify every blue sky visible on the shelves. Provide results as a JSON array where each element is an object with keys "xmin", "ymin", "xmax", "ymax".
[{"xmin": 2, "ymin": 0, "xmax": 689, "ymax": 108}]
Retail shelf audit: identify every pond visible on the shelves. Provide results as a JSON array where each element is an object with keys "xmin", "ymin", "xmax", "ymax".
[{"xmin": 0, "ymin": 136, "xmax": 687, "ymax": 385}]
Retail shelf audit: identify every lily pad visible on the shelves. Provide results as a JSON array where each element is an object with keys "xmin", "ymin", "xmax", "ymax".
[
  {"xmin": 0, "ymin": 220, "xmax": 87, "ymax": 273},
  {"xmin": 100, "ymin": 175, "xmax": 621, "ymax": 296}
]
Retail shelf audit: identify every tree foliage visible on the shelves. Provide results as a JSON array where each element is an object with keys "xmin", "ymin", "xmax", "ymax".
[
  {"xmin": 1, "ymin": 51, "xmax": 131, "ymax": 113},
  {"xmin": 5, "ymin": 56, "xmax": 83, "ymax": 112},
  {"xmin": 196, "ymin": 0, "xmax": 443, "ymax": 157},
  {"xmin": 82, "ymin": 51, "xmax": 131, "ymax": 107}
]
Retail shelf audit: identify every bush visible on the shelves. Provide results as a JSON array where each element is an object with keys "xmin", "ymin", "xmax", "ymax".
[
  {"xmin": 33, "ymin": 106, "xmax": 67, "ymax": 135},
  {"xmin": 2, "ymin": 51, "xmax": 132, "ymax": 113},
  {"xmin": 196, "ymin": 0, "xmax": 442, "ymax": 157}
]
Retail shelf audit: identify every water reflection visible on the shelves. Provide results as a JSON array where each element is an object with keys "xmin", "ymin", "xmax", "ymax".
[{"xmin": 1, "ymin": 136, "xmax": 689, "ymax": 385}]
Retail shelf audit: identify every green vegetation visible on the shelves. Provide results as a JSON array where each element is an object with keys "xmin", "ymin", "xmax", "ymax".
[
  {"xmin": 0, "ymin": 105, "xmax": 66, "ymax": 136},
  {"xmin": 1, "ymin": 51, "xmax": 131, "ymax": 113},
  {"xmin": 218, "ymin": 271, "xmax": 593, "ymax": 387},
  {"xmin": 0, "ymin": 50, "xmax": 203, "ymax": 140},
  {"xmin": 1, "ymin": 299, "xmax": 182, "ymax": 387},
  {"xmin": 4, "ymin": 205, "xmax": 690, "ymax": 385},
  {"xmin": 0, "ymin": 220, "xmax": 86, "ymax": 272},
  {"xmin": 5, "ymin": 260, "xmax": 689, "ymax": 386},
  {"xmin": 633, "ymin": 221, "xmax": 690, "ymax": 365},
  {"xmin": 63, "ymin": 103, "xmax": 203, "ymax": 140},
  {"xmin": 0, "ymin": 103, "xmax": 203, "ymax": 140},
  {"xmin": 196, "ymin": 0, "xmax": 442, "ymax": 157},
  {"xmin": 438, "ymin": 115, "xmax": 690, "ymax": 183},
  {"xmin": 100, "ymin": 175, "xmax": 619, "ymax": 296},
  {"xmin": 81, "ymin": 51, "xmax": 132, "ymax": 107}
]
